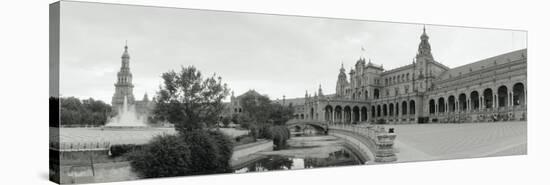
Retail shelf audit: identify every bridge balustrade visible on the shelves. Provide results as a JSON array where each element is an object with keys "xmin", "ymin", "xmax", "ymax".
[{"xmin": 327, "ymin": 123, "xmax": 397, "ymax": 163}]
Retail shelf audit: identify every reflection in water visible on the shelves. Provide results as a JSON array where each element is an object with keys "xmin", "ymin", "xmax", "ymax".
[{"xmin": 236, "ymin": 149, "xmax": 360, "ymax": 173}]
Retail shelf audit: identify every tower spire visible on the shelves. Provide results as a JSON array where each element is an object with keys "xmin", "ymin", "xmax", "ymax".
[
  {"xmin": 423, "ymin": 25, "xmax": 426, "ymax": 34},
  {"xmin": 122, "ymin": 41, "xmax": 130, "ymax": 59},
  {"xmin": 417, "ymin": 26, "xmax": 433, "ymax": 59}
]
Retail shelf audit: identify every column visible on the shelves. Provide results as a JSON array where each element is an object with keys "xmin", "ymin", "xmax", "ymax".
[
  {"xmin": 494, "ymin": 94, "xmax": 498, "ymax": 109},
  {"xmin": 332, "ymin": 109, "xmax": 335, "ymax": 122},
  {"xmin": 508, "ymin": 92, "xmax": 514, "ymax": 107},
  {"xmin": 359, "ymin": 109, "xmax": 363, "ymax": 122},
  {"xmin": 480, "ymin": 96, "xmax": 484, "ymax": 110},
  {"xmin": 467, "ymin": 99, "xmax": 470, "ymax": 112}
]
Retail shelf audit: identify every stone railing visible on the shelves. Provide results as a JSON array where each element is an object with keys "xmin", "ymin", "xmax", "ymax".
[
  {"xmin": 328, "ymin": 123, "xmax": 397, "ymax": 163},
  {"xmin": 51, "ymin": 140, "xmax": 111, "ymax": 152}
]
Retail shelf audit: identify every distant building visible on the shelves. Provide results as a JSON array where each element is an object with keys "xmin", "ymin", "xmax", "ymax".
[
  {"xmin": 111, "ymin": 44, "xmax": 155, "ymax": 118},
  {"xmin": 291, "ymin": 27, "xmax": 526, "ymax": 124},
  {"xmin": 222, "ymin": 90, "xmax": 262, "ymax": 117}
]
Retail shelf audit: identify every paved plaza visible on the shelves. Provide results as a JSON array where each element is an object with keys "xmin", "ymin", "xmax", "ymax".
[{"xmin": 391, "ymin": 121, "xmax": 527, "ymax": 162}]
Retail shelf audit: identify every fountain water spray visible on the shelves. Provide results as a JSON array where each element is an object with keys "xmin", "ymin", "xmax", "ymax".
[{"xmin": 106, "ymin": 96, "xmax": 147, "ymax": 127}]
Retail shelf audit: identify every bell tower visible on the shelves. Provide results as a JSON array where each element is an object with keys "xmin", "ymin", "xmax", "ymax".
[
  {"xmin": 112, "ymin": 43, "xmax": 136, "ymax": 112},
  {"xmin": 335, "ymin": 63, "xmax": 349, "ymax": 97},
  {"xmin": 414, "ymin": 26, "xmax": 434, "ymax": 92}
]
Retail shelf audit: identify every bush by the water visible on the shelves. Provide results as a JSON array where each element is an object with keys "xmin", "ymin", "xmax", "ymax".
[
  {"xmin": 110, "ymin": 144, "xmax": 140, "ymax": 158},
  {"xmin": 128, "ymin": 130, "xmax": 234, "ymax": 178},
  {"xmin": 270, "ymin": 126, "xmax": 291, "ymax": 150}
]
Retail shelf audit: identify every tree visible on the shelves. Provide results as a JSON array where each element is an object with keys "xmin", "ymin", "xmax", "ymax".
[
  {"xmin": 269, "ymin": 103, "xmax": 295, "ymax": 125},
  {"xmin": 154, "ymin": 66, "xmax": 230, "ymax": 132},
  {"xmin": 239, "ymin": 92, "xmax": 273, "ymax": 124},
  {"xmin": 238, "ymin": 92, "xmax": 294, "ymax": 126},
  {"xmin": 58, "ymin": 97, "xmax": 111, "ymax": 127}
]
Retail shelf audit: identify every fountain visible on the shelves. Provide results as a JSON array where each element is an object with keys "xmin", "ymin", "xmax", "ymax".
[{"xmin": 106, "ymin": 96, "xmax": 147, "ymax": 128}]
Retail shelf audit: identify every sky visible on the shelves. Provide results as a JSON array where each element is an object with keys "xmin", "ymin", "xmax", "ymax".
[{"xmin": 59, "ymin": 1, "xmax": 527, "ymax": 104}]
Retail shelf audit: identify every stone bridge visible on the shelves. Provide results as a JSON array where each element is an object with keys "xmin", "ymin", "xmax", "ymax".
[
  {"xmin": 286, "ymin": 121, "xmax": 328, "ymax": 133},
  {"xmin": 287, "ymin": 121, "xmax": 397, "ymax": 163}
]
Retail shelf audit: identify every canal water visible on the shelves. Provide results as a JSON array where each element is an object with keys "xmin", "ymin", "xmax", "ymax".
[{"xmin": 235, "ymin": 132, "xmax": 364, "ymax": 173}]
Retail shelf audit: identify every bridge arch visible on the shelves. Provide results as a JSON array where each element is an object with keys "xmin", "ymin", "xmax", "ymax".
[
  {"xmin": 483, "ymin": 88, "xmax": 493, "ymax": 109},
  {"xmin": 402, "ymin": 101, "xmax": 408, "ymax": 115},
  {"xmin": 335, "ymin": 106, "xmax": 343, "ymax": 123},
  {"xmin": 344, "ymin": 106, "xmax": 352, "ymax": 123},
  {"xmin": 389, "ymin": 103, "xmax": 394, "ymax": 116},
  {"xmin": 325, "ymin": 105, "xmax": 333, "ymax": 122},
  {"xmin": 459, "ymin": 93, "xmax": 467, "ymax": 111},
  {"xmin": 438, "ymin": 97, "xmax": 445, "ymax": 113},
  {"xmin": 352, "ymin": 106, "xmax": 360, "ymax": 123},
  {"xmin": 429, "ymin": 99, "xmax": 435, "ymax": 114},
  {"xmin": 448, "ymin": 95, "xmax": 456, "ymax": 112},
  {"xmin": 471, "ymin": 91, "xmax": 480, "ymax": 110},
  {"xmin": 498, "ymin": 85, "xmax": 508, "ymax": 107},
  {"xmin": 409, "ymin": 100, "xmax": 415, "ymax": 115},
  {"xmin": 361, "ymin": 106, "xmax": 368, "ymax": 122},
  {"xmin": 513, "ymin": 82, "xmax": 525, "ymax": 106}
]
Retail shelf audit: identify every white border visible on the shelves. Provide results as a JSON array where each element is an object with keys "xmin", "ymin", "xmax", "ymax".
[{"xmin": 0, "ymin": 0, "xmax": 548, "ymax": 185}]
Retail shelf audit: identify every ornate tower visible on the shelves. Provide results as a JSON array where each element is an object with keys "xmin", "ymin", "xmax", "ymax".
[
  {"xmin": 335, "ymin": 63, "xmax": 348, "ymax": 97},
  {"xmin": 414, "ymin": 26, "xmax": 434, "ymax": 92},
  {"xmin": 111, "ymin": 43, "xmax": 136, "ymax": 112}
]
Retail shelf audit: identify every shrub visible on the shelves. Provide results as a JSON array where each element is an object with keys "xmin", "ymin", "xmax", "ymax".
[
  {"xmin": 182, "ymin": 130, "xmax": 224, "ymax": 174},
  {"xmin": 128, "ymin": 130, "xmax": 234, "ymax": 178},
  {"xmin": 207, "ymin": 130, "xmax": 234, "ymax": 172},
  {"xmin": 110, "ymin": 144, "xmax": 140, "ymax": 158},
  {"xmin": 270, "ymin": 126, "xmax": 291, "ymax": 150},
  {"xmin": 221, "ymin": 117, "xmax": 231, "ymax": 127},
  {"xmin": 128, "ymin": 135, "xmax": 192, "ymax": 178}
]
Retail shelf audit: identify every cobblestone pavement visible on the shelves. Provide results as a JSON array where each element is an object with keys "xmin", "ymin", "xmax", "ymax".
[{"xmin": 390, "ymin": 121, "xmax": 527, "ymax": 162}]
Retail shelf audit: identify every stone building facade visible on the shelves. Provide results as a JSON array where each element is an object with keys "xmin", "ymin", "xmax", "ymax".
[
  {"xmin": 111, "ymin": 44, "xmax": 155, "ymax": 118},
  {"xmin": 292, "ymin": 28, "xmax": 527, "ymax": 124}
]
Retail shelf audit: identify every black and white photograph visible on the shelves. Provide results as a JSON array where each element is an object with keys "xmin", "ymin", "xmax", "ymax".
[{"xmin": 45, "ymin": 1, "xmax": 531, "ymax": 184}]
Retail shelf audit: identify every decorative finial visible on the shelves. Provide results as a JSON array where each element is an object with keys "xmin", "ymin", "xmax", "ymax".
[
  {"xmin": 423, "ymin": 25, "xmax": 426, "ymax": 33},
  {"xmin": 124, "ymin": 40, "xmax": 128, "ymax": 50}
]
